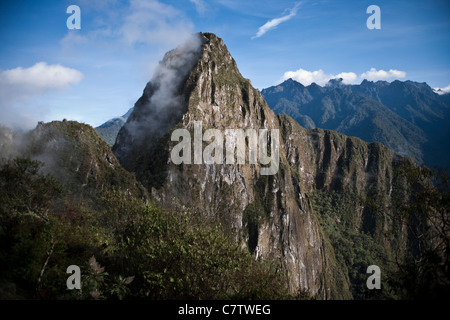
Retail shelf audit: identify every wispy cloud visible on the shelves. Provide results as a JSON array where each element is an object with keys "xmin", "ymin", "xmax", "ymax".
[
  {"xmin": 433, "ymin": 85, "xmax": 450, "ymax": 95},
  {"xmin": 0, "ymin": 63, "xmax": 83, "ymax": 130},
  {"xmin": 61, "ymin": 0, "xmax": 194, "ymax": 50},
  {"xmin": 360, "ymin": 68, "xmax": 406, "ymax": 82},
  {"xmin": 252, "ymin": 2, "xmax": 301, "ymax": 39},
  {"xmin": 0, "ymin": 62, "xmax": 83, "ymax": 92},
  {"xmin": 57, "ymin": 0, "xmax": 197, "ymax": 127},
  {"xmin": 189, "ymin": 0, "xmax": 206, "ymax": 15},
  {"xmin": 119, "ymin": 0, "xmax": 194, "ymax": 47},
  {"xmin": 279, "ymin": 67, "xmax": 407, "ymax": 86}
]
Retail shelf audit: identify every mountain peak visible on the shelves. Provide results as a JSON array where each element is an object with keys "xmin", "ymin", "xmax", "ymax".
[
  {"xmin": 360, "ymin": 79, "xmax": 373, "ymax": 86},
  {"xmin": 112, "ymin": 33, "xmax": 431, "ymax": 298},
  {"xmin": 326, "ymin": 78, "xmax": 344, "ymax": 86},
  {"xmin": 113, "ymin": 33, "xmax": 206, "ymax": 168},
  {"xmin": 284, "ymin": 78, "xmax": 302, "ymax": 85},
  {"xmin": 113, "ymin": 32, "xmax": 267, "ymax": 172}
]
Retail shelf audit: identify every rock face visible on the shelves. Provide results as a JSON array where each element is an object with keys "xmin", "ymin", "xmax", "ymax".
[{"xmin": 114, "ymin": 33, "xmax": 415, "ymax": 298}]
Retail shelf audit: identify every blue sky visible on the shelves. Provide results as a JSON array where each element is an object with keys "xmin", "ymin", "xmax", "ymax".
[{"xmin": 0, "ymin": 0, "xmax": 449, "ymax": 129}]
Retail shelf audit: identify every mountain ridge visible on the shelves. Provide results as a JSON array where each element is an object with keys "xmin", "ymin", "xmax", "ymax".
[
  {"xmin": 95, "ymin": 108, "xmax": 133, "ymax": 146},
  {"xmin": 261, "ymin": 78, "xmax": 450, "ymax": 169}
]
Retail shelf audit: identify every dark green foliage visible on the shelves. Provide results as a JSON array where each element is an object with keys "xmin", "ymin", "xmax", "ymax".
[
  {"xmin": 243, "ymin": 175, "xmax": 274, "ymax": 254},
  {"xmin": 0, "ymin": 158, "xmax": 62, "ymax": 297},
  {"xmin": 243, "ymin": 202, "xmax": 264, "ymax": 254},
  {"xmin": 0, "ymin": 158, "xmax": 289, "ymax": 300},
  {"xmin": 23, "ymin": 121, "xmax": 147, "ymax": 201},
  {"xmin": 134, "ymin": 131, "xmax": 171, "ymax": 189},
  {"xmin": 0, "ymin": 158, "xmax": 63, "ymax": 218},
  {"xmin": 111, "ymin": 194, "xmax": 288, "ymax": 299},
  {"xmin": 385, "ymin": 165, "xmax": 450, "ymax": 299},
  {"xmin": 95, "ymin": 120, "xmax": 125, "ymax": 147},
  {"xmin": 311, "ymin": 190, "xmax": 396, "ymax": 299},
  {"xmin": 349, "ymin": 164, "xmax": 450, "ymax": 299}
]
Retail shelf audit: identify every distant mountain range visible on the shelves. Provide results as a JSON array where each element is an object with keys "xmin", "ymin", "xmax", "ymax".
[
  {"xmin": 95, "ymin": 108, "xmax": 133, "ymax": 146},
  {"xmin": 261, "ymin": 78, "xmax": 450, "ymax": 169}
]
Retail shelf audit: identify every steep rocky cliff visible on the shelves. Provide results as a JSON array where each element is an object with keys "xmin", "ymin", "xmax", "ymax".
[{"xmin": 114, "ymin": 33, "xmax": 416, "ymax": 298}]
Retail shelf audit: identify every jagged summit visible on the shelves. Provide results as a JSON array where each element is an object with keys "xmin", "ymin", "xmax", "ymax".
[{"xmin": 113, "ymin": 32, "xmax": 269, "ymax": 171}]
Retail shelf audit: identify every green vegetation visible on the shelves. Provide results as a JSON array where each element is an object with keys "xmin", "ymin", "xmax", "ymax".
[
  {"xmin": 25, "ymin": 121, "xmax": 146, "ymax": 200},
  {"xmin": 382, "ymin": 165, "xmax": 450, "ymax": 299},
  {"xmin": 95, "ymin": 108, "xmax": 132, "ymax": 147},
  {"xmin": 311, "ymin": 190, "xmax": 396, "ymax": 299},
  {"xmin": 95, "ymin": 121, "xmax": 123, "ymax": 147},
  {"xmin": 311, "ymin": 163, "xmax": 450, "ymax": 300},
  {"xmin": 243, "ymin": 175, "xmax": 274, "ymax": 254},
  {"xmin": 0, "ymin": 157, "xmax": 290, "ymax": 300}
]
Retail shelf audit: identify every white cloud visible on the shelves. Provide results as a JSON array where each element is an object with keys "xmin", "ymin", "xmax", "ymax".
[
  {"xmin": 279, "ymin": 68, "xmax": 407, "ymax": 86},
  {"xmin": 120, "ymin": 0, "xmax": 194, "ymax": 47},
  {"xmin": 336, "ymin": 72, "xmax": 358, "ymax": 84},
  {"xmin": 189, "ymin": 0, "xmax": 206, "ymax": 15},
  {"xmin": 281, "ymin": 69, "xmax": 333, "ymax": 86},
  {"xmin": 57, "ymin": 0, "xmax": 197, "ymax": 129},
  {"xmin": 433, "ymin": 85, "xmax": 450, "ymax": 95},
  {"xmin": 60, "ymin": 0, "xmax": 194, "ymax": 50},
  {"xmin": 360, "ymin": 68, "xmax": 406, "ymax": 81},
  {"xmin": 253, "ymin": 3, "xmax": 301, "ymax": 39},
  {"xmin": 0, "ymin": 62, "xmax": 83, "ymax": 92},
  {"xmin": 0, "ymin": 62, "xmax": 83, "ymax": 130}
]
